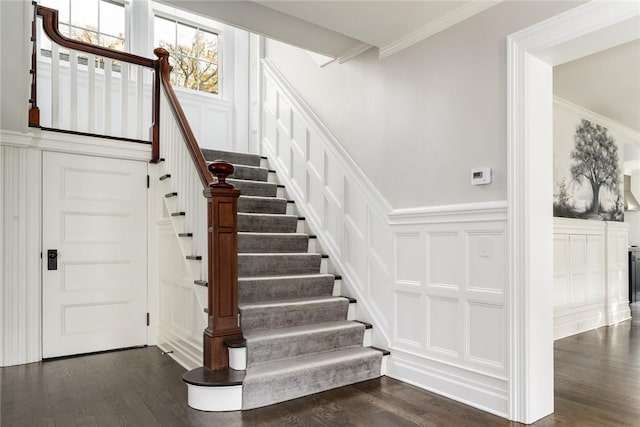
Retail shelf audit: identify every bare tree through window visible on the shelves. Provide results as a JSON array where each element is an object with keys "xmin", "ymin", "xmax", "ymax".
[{"xmin": 154, "ymin": 16, "xmax": 219, "ymax": 95}]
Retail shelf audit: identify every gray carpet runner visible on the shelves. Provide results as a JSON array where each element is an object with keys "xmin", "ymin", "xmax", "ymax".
[{"xmin": 201, "ymin": 149, "xmax": 384, "ymax": 410}]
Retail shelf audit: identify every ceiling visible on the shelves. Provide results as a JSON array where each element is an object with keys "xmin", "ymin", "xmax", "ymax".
[
  {"xmin": 554, "ymin": 40, "xmax": 640, "ymax": 134},
  {"xmin": 158, "ymin": 0, "xmax": 498, "ymax": 60},
  {"xmin": 256, "ymin": 1, "xmax": 496, "ymax": 57}
]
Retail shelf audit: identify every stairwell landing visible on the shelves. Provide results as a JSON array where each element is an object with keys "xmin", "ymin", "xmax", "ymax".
[{"xmin": 180, "ymin": 148, "xmax": 389, "ymax": 410}]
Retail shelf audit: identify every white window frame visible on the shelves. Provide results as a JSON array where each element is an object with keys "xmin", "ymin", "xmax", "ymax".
[
  {"xmin": 152, "ymin": 2, "xmax": 223, "ymax": 98},
  {"xmin": 38, "ymin": 0, "xmax": 130, "ymax": 51}
]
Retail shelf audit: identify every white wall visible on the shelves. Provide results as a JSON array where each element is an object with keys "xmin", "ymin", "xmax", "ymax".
[
  {"xmin": 0, "ymin": 0, "xmax": 31, "ymax": 133},
  {"xmin": 263, "ymin": 1, "xmax": 583, "ymax": 209}
]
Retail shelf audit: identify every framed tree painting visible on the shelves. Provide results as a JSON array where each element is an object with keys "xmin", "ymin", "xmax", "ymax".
[{"xmin": 553, "ymin": 100, "xmax": 624, "ymax": 222}]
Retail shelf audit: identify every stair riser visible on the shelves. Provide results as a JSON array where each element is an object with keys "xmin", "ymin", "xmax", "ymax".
[
  {"xmin": 238, "ymin": 198, "xmax": 287, "ymax": 214},
  {"xmin": 241, "ymin": 352, "xmax": 382, "ymax": 410},
  {"xmin": 230, "ymin": 180, "xmax": 277, "ymax": 197},
  {"xmin": 239, "ymin": 276, "xmax": 336, "ymax": 303},
  {"xmin": 228, "ymin": 328, "xmax": 376, "ymax": 375},
  {"xmin": 238, "ymin": 215, "xmax": 297, "ymax": 233},
  {"xmin": 246, "ymin": 326, "xmax": 365, "ymax": 367},
  {"xmin": 238, "ymin": 255, "xmax": 321, "ymax": 277},
  {"xmin": 202, "ymin": 149, "xmax": 261, "ymax": 167},
  {"xmin": 240, "ymin": 301, "xmax": 349, "ymax": 332},
  {"xmin": 231, "ymin": 166, "xmax": 268, "ymax": 182},
  {"xmin": 238, "ymin": 234, "xmax": 309, "ymax": 253}
]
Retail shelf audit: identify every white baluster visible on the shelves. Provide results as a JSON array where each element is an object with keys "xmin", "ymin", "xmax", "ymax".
[
  {"xmin": 69, "ymin": 51, "xmax": 78, "ymax": 130},
  {"xmin": 51, "ymin": 44, "xmax": 60, "ymax": 128},
  {"xmin": 104, "ymin": 58, "xmax": 112, "ymax": 134},
  {"xmin": 88, "ymin": 54, "xmax": 96, "ymax": 133},
  {"xmin": 120, "ymin": 62, "xmax": 129, "ymax": 138},
  {"xmin": 136, "ymin": 66, "xmax": 143, "ymax": 139}
]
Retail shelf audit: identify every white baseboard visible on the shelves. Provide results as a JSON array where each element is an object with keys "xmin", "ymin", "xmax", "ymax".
[
  {"xmin": 386, "ymin": 352, "xmax": 508, "ymax": 419},
  {"xmin": 554, "ymin": 306, "xmax": 606, "ymax": 340},
  {"xmin": 157, "ymin": 327, "xmax": 201, "ymax": 370},
  {"xmin": 607, "ymin": 302, "xmax": 631, "ymax": 326}
]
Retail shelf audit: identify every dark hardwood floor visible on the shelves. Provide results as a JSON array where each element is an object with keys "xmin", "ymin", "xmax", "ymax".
[{"xmin": 3, "ymin": 309, "xmax": 640, "ymax": 426}]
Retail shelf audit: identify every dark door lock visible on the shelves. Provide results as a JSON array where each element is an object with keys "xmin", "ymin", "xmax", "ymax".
[{"xmin": 47, "ymin": 249, "xmax": 58, "ymax": 271}]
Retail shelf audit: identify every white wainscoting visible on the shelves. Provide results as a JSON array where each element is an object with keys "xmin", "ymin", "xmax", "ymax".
[
  {"xmin": 553, "ymin": 219, "xmax": 606, "ymax": 339},
  {"xmin": 605, "ymin": 221, "xmax": 631, "ymax": 325},
  {"xmin": 388, "ymin": 213, "xmax": 509, "ymax": 416},
  {"xmin": 156, "ymin": 219, "xmax": 205, "ymax": 370},
  {"xmin": 0, "ymin": 143, "xmax": 42, "ymax": 367},
  {"xmin": 260, "ymin": 59, "xmax": 510, "ymax": 417},
  {"xmin": 553, "ymin": 218, "xmax": 630, "ymax": 340}
]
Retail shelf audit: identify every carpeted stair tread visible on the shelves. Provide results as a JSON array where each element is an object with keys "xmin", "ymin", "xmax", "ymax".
[
  {"xmin": 238, "ymin": 233, "xmax": 309, "ymax": 253},
  {"xmin": 239, "ymin": 296, "xmax": 349, "ymax": 332},
  {"xmin": 238, "ymin": 196, "xmax": 287, "ymax": 214},
  {"xmin": 239, "ymin": 273, "xmax": 336, "ymax": 303},
  {"xmin": 201, "ymin": 149, "xmax": 261, "ymax": 167},
  {"xmin": 238, "ymin": 213, "xmax": 298, "ymax": 233},
  {"xmin": 212, "ymin": 163, "xmax": 268, "ymax": 182},
  {"xmin": 244, "ymin": 320, "xmax": 365, "ymax": 366},
  {"xmin": 239, "ymin": 253, "xmax": 321, "ymax": 277},
  {"xmin": 228, "ymin": 178, "xmax": 277, "ymax": 197},
  {"xmin": 242, "ymin": 347, "xmax": 382, "ymax": 409}
]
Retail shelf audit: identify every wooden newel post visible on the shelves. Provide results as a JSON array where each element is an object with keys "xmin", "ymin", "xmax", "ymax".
[{"xmin": 203, "ymin": 160, "xmax": 243, "ymax": 370}]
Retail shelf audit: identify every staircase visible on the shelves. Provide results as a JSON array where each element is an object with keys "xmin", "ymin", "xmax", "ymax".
[
  {"xmin": 182, "ymin": 148, "xmax": 388, "ymax": 411},
  {"xmin": 28, "ymin": 7, "xmax": 388, "ymax": 412}
]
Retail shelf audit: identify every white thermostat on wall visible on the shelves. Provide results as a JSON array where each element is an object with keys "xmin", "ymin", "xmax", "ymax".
[{"xmin": 471, "ymin": 167, "xmax": 492, "ymax": 185}]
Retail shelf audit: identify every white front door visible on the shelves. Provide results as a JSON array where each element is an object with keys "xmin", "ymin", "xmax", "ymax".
[{"xmin": 42, "ymin": 151, "xmax": 148, "ymax": 358}]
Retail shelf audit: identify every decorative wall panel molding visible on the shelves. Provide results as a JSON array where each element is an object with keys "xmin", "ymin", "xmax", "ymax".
[{"xmin": 553, "ymin": 218, "xmax": 629, "ymax": 340}]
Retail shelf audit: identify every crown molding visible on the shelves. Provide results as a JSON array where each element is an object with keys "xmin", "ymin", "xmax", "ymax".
[
  {"xmin": 336, "ymin": 42, "xmax": 374, "ymax": 64},
  {"xmin": 554, "ymin": 96, "xmax": 640, "ymax": 142},
  {"xmin": 379, "ymin": 1, "xmax": 501, "ymax": 59}
]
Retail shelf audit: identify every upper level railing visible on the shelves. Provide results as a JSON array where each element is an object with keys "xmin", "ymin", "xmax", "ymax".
[
  {"xmin": 31, "ymin": 5, "xmax": 159, "ymax": 157},
  {"xmin": 31, "ymin": 4, "xmax": 242, "ymax": 371}
]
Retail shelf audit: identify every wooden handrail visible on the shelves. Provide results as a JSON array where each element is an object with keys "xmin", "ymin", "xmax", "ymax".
[
  {"xmin": 37, "ymin": 6, "xmax": 154, "ymax": 68},
  {"xmin": 154, "ymin": 48, "xmax": 213, "ymax": 188}
]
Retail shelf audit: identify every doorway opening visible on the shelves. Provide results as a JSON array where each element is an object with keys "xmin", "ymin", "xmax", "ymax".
[{"xmin": 507, "ymin": 2, "xmax": 640, "ymax": 423}]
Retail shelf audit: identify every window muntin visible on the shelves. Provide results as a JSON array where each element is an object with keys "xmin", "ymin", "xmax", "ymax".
[
  {"xmin": 39, "ymin": 0, "xmax": 126, "ymax": 51},
  {"xmin": 154, "ymin": 16, "xmax": 219, "ymax": 95}
]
